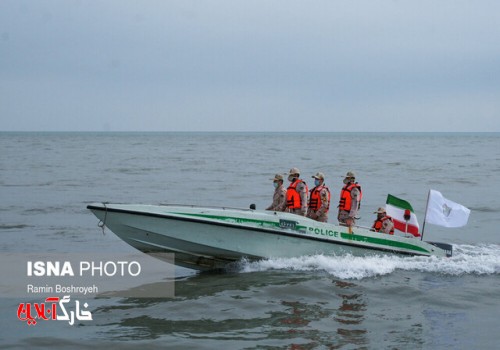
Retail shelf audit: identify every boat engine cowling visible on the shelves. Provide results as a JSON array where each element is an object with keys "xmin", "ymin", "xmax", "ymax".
[{"xmin": 427, "ymin": 242, "xmax": 453, "ymax": 257}]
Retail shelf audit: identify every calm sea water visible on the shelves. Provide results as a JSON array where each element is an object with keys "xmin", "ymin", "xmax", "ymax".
[{"xmin": 1, "ymin": 132, "xmax": 499, "ymax": 349}]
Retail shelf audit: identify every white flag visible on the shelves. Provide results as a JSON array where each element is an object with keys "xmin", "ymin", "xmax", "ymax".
[{"xmin": 425, "ymin": 190, "xmax": 470, "ymax": 227}]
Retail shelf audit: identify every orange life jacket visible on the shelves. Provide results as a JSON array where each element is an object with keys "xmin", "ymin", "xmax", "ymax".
[
  {"xmin": 309, "ymin": 185, "xmax": 331, "ymax": 212},
  {"xmin": 338, "ymin": 183, "xmax": 362, "ymax": 211},
  {"xmin": 287, "ymin": 179, "xmax": 308, "ymax": 209},
  {"xmin": 372, "ymin": 216, "xmax": 394, "ymax": 235}
]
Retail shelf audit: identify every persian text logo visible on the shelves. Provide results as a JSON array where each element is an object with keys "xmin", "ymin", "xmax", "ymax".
[{"xmin": 17, "ymin": 295, "xmax": 92, "ymax": 326}]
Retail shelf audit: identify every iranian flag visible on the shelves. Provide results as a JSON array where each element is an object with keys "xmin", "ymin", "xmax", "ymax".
[{"xmin": 386, "ymin": 194, "xmax": 421, "ymax": 237}]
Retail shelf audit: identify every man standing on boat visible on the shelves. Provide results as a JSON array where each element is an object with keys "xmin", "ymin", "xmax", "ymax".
[
  {"xmin": 307, "ymin": 172, "xmax": 331, "ymax": 222},
  {"xmin": 286, "ymin": 168, "xmax": 308, "ymax": 216},
  {"xmin": 371, "ymin": 207, "xmax": 394, "ymax": 235},
  {"xmin": 338, "ymin": 171, "xmax": 362, "ymax": 228},
  {"xmin": 266, "ymin": 174, "xmax": 287, "ymax": 212}
]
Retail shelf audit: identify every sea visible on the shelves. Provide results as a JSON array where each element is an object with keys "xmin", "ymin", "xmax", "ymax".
[{"xmin": 1, "ymin": 132, "xmax": 499, "ymax": 349}]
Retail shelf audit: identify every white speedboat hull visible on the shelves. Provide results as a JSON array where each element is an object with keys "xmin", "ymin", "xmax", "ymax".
[{"xmin": 87, "ymin": 203, "xmax": 452, "ymax": 271}]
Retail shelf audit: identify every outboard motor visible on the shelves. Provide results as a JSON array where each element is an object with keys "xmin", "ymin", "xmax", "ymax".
[{"xmin": 427, "ymin": 242, "xmax": 453, "ymax": 257}]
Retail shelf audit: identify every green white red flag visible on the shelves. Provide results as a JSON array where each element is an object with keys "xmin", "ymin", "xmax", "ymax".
[{"xmin": 385, "ymin": 194, "xmax": 421, "ymax": 237}]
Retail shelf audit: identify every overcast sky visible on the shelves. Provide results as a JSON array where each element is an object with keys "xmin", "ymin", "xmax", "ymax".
[{"xmin": 1, "ymin": 0, "xmax": 499, "ymax": 132}]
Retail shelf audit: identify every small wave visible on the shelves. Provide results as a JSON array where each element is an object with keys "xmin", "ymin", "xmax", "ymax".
[
  {"xmin": 469, "ymin": 206, "xmax": 500, "ymax": 213},
  {"xmin": 452, "ymin": 178, "xmax": 477, "ymax": 185},
  {"xmin": 237, "ymin": 244, "xmax": 500, "ymax": 280},
  {"xmin": 23, "ymin": 207, "xmax": 64, "ymax": 215},
  {"xmin": 0, "ymin": 224, "xmax": 31, "ymax": 230}
]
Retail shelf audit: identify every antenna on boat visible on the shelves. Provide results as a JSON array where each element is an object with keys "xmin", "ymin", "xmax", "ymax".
[{"xmin": 420, "ymin": 189, "xmax": 431, "ymax": 241}]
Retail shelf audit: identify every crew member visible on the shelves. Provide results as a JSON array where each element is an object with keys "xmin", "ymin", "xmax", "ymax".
[
  {"xmin": 266, "ymin": 173, "xmax": 287, "ymax": 212},
  {"xmin": 338, "ymin": 171, "xmax": 362, "ymax": 228},
  {"xmin": 307, "ymin": 172, "xmax": 331, "ymax": 222},
  {"xmin": 371, "ymin": 207, "xmax": 395, "ymax": 235},
  {"xmin": 286, "ymin": 168, "xmax": 308, "ymax": 216}
]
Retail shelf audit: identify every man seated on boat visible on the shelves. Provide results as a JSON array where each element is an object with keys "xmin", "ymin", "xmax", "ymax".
[
  {"xmin": 371, "ymin": 207, "xmax": 395, "ymax": 235},
  {"xmin": 337, "ymin": 171, "xmax": 362, "ymax": 227},
  {"xmin": 286, "ymin": 168, "xmax": 308, "ymax": 216},
  {"xmin": 266, "ymin": 173, "xmax": 287, "ymax": 212},
  {"xmin": 307, "ymin": 172, "xmax": 331, "ymax": 222}
]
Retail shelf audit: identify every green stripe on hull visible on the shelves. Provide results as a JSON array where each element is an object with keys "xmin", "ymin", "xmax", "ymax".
[
  {"xmin": 174, "ymin": 212, "xmax": 431, "ymax": 255},
  {"xmin": 340, "ymin": 233, "xmax": 429, "ymax": 253},
  {"xmin": 174, "ymin": 212, "xmax": 301, "ymax": 231}
]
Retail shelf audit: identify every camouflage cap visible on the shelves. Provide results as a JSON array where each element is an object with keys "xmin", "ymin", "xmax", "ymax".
[
  {"xmin": 345, "ymin": 171, "xmax": 356, "ymax": 178},
  {"xmin": 373, "ymin": 207, "xmax": 386, "ymax": 214},
  {"xmin": 312, "ymin": 172, "xmax": 325, "ymax": 180},
  {"xmin": 271, "ymin": 174, "xmax": 284, "ymax": 181},
  {"xmin": 288, "ymin": 167, "xmax": 300, "ymax": 176}
]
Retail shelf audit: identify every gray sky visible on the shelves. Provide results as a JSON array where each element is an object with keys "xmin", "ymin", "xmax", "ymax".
[{"xmin": 1, "ymin": 0, "xmax": 499, "ymax": 132}]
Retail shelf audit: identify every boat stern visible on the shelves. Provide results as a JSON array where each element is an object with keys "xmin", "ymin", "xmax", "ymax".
[{"xmin": 426, "ymin": 242, "xmax": 453, "ymax": 257}]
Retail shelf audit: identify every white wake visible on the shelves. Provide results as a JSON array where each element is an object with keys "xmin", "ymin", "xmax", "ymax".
[{"xmin": 237, "ymin": 244, "xmax": 500, "ymax": 280}]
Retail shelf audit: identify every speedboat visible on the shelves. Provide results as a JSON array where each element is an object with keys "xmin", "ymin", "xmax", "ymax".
[{"xmin": 87, "ymin": 203, "xmax": 452, "ymax": 271}]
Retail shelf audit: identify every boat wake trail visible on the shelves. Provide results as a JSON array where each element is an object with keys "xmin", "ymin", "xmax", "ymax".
[{"xmin": 237, "ymin": 244, "xmax": 500, "ymax": 280}]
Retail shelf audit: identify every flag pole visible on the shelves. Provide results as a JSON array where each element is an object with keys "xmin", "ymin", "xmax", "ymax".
[{"xmin": 421, "ymin": 189, "xmax": 431, "ymax": 241}]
